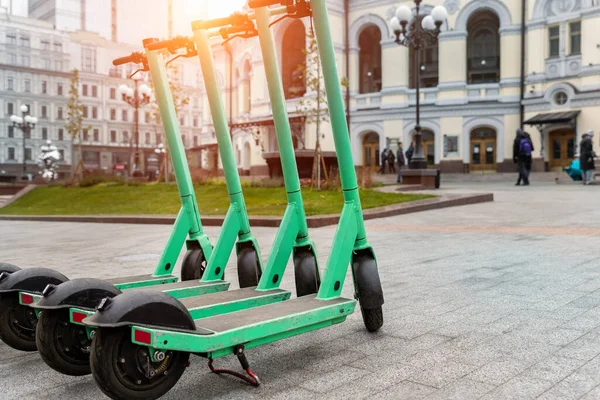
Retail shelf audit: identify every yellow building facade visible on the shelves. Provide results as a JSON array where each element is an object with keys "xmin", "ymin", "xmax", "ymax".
[{"xmin": 199, "ymin": 0, "xmax": 600, "ymax": 176}]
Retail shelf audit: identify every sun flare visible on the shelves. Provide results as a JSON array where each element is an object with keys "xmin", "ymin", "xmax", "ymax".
[{"xmin": 184, "ymin": 0, "xmax": 248, "ymax": 19}]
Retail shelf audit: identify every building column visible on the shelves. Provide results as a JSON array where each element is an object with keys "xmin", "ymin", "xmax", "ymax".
[{"xmin": 437, "ymin": 32, "xmax": 467, "ymax": 104}]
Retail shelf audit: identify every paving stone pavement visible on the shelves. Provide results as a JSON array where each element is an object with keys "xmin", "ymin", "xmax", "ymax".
[{"xmin": 1, "ymin": 181, "xmax": 600, "ymax": 399}]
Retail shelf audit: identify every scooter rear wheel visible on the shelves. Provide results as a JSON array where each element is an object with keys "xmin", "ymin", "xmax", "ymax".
[
  {"xmin": 36, "ymin": 309, "xmax": 91, "ymax": 376},
  {"xmin": 90, "ymin": 328, "xmax": 189, "ymax": 400},
  {"xmin": 180, "ymin": 249, "xmax": 207, "ymax": 281},
  {"xmin": 0, "ymin": 295, "xmax": 38, "ymax": 351},
  {"xmin": 237, "ymin": 247, "xmax": 261, "ymax": 288}
]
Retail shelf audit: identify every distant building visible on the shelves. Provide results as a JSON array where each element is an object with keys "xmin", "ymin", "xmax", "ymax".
[{"xmin": 0, "ymin": 14, "xmax": 72, "ymax": 179}]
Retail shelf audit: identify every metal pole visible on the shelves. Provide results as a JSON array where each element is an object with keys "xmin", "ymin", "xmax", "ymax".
[
  {"xmin": 519, "ymin": 0, "xmax": 526, "ymax": 130},
  {"xmin": 409, "ymin": 1, "xmax": 427, "ymax": 170},
  {"xmin": 134, "ymin": 79, "xmax": 140, "ymax": 174},
  {"xmin": 22, "ymin": 122, "xmax": 26, "ymax": 178}
]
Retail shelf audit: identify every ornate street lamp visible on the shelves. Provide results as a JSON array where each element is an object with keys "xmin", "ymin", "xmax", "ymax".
[
  {"xmin": 390, "ymin": 1, "xmax": 447, "ymax": 169},
  {"xmin": 118, "ymin": 80, "xmax": 152, "ymax": 175},
  {"xmin": 10, "ymin": 104, "xmax": 38, "ymax": 180}
]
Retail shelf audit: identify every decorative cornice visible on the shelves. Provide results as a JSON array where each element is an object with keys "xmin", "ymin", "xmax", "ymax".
[
  {"xmin": 438, "ymin": 31, "xmax": 467, "ymax": 41},
  {"xmin": 499, "ymin": 25, "xmax": 522, "ymax": 36}
]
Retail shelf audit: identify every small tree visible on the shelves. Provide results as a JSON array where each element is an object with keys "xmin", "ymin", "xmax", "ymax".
[
  {"xmin": 148, "ymin": 63, "xmax": 190, "ymax": 181},
  {"xmin": 65, "ymin": 69, "xmax": 89, "ymax": 178},
  {"xmin": 295, "ymin": 28, "xmax": 348, "ymax": 188}
]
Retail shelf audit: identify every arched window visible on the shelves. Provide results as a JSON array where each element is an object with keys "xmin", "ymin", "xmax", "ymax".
[
  {"xmin": 282, "ymin": 20, "xmax": 306, "ymax": 99},
  {"xmin": 358, "ymin": 25, "xmax": 382, "ymax": 93},
  {"xmin": 409, "ymin": 16, "xmax": 439, "ymax": 88},
  {"xmin": 467, "ymin": 10, "xmax": 500, "ymax": 84}
]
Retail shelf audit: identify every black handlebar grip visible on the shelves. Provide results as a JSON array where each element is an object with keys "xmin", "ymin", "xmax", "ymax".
[
  {"xmin": 248, "ymin": 0, "xmax": 282, "ymax": 8},
  {"xmin": 113, "ymin": 56, "xmax": 133, "ymax": 66}
]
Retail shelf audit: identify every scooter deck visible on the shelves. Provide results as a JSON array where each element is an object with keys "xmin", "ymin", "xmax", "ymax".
[
  {"xmin": 180, "ymin": 287, "xmax": 290, "ymax": 319},
  {"xmin": 72, "ymin": 287, "xmax": 289, "ymax": 325},
  {"xmin": 106, "ymin": 274, "xmax": 178, "ymax": 290},
  {"xmin": 126, "ymin": 295, "xmax": 356, "ymax": 356}
]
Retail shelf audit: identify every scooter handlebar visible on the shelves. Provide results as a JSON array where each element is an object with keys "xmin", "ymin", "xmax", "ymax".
[
  {"xmin": 145, "ymin": 36, "xmax": 189, "ymax": 51},
  {"xmin": 112, "ymin": 52, "xmax": 144, "ymax": 66}
]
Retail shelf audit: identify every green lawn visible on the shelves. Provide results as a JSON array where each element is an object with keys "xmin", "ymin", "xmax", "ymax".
[{"xmin": 0, "ymin": 184, "xmax": 434, "ymax": 216}]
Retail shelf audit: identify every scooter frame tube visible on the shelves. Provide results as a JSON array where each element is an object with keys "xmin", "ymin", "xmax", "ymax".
[{"xmin": 191, "ymin": 29, "xmax": 263, "ymax": 282}]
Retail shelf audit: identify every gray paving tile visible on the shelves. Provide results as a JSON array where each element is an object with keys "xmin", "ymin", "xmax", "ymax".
[
  {"xmin": 375, "ymin": 380, "xmax": 438, "ymax": 399},
  {"xmin": 409, "ymin": 360, "xmax": 477, "ymax": 388},
  {"xmin": 423, "ymin": 378, "xmax": 495, "ymax": 400}
]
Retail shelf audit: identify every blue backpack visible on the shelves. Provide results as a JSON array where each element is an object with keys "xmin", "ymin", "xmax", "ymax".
[{"xmin": 519, "ymin": 138, "xmax": 532, "ymax": 156}]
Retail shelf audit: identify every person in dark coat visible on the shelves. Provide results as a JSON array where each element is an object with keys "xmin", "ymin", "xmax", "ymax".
[
  {"xmin": 580, "ymin": 130, "xmax": 596, "ymax": 185},
  {"xmin": 513, "ymin": 129, "xmax": 534, "ymax": 186},
  {"xmin": 396, "ymin": 142, "xmax": 406, "ymax": 183},
  {"xmin": 405, "ymin": 140, "xmax": 414, "ymax": 168},
  {"xmin": 379, "ymin": 148, "xmax": 388, "ymax": 174},
  {"xmin": 387, "ymin": 150, "xmax": 396, "ymax": 174}
]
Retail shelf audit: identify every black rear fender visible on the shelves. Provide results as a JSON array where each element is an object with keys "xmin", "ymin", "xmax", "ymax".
[
  {"xmin": 35, "ymin": 278, "xmax": 122, "ymax": 311},
  {"xmin": 0, "ymin": 263, "xmax": 20, "ymax": 275},
  {"xmin": 0, "ymin": 268, "xmax": 69, "ymax": 295},
  {"xmin": 83, "ymin": 291, "xmax": 196, "ymax": 331}
]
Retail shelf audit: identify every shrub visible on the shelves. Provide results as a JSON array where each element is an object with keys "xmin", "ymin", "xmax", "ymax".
[
  {"xmin": 357, "ymin": 167, "xmax": 374, "ymax": 189},
  {"xmin": 75, "ymin": 173, "xmax": 125, "ymax": 188}
]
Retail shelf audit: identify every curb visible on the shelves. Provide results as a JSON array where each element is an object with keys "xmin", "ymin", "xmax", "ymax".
[
  {"xmin": 0, "ymin": 184, "xmax": 38, "ymax": 208},
  {"xmin": 0, "ymin": 193, "xmax": 493, "ymax": 228}
]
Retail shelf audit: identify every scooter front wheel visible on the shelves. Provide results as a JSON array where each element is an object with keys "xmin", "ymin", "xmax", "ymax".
[
  {"xmin": 90, "ymin": 328, "xmax": 189, "ymax": 400},
  {"xmin": 0, "ymin": 295, "xmax": 38, "ymax": 351},
  {"xmin": 237, "ymin": 247, "xmax": 261, "ymax": 288},
  {"xmin": 36, "ymin": 309, "xmax": 91, "ymax": 376},
  {"xmin": 360, "ymin": 306, "xmax": 384, "ymax": 333},
  {"xmin": 180, "ymin": 249, "xmax": 207, "ymax": 281}
]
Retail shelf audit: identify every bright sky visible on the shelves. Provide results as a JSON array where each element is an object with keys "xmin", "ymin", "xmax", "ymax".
[{"xmin": 184, "ymin": 0, "xmax": 248, "ymax": 18}]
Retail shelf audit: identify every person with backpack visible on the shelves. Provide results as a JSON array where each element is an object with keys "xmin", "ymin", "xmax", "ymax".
[
  {"xmin": 519, "ymin": 132, "xmax": 534, "ymax": 185},
  {"xmin": 513, "ymin": 129, "xmax": 533, "ymax": 185},
  {"xmin": 580, "ymin": 130, "xmax": 596, "ymax": 185},
  {"xmin": 397, "ymin": 142, "xmax": 406, "ymax": 183},
  {"xmin": 388, "ymin": 149, "xmax": 396, "ymax": 174}
]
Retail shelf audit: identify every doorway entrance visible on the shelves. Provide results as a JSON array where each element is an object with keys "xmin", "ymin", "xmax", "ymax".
[
  {"xmin": 470, "ymin": 128, "xmax": 497, "ymax": 171},
  {"xmin": 421, "ymin": 130, "xmax": 435, "ymax": 167},
  {"xmin": 549, "ymin": 129, "xmax": 575, "ymax": 170},
  {"xmin": 362, "ymin": 132, "xmax": 380, "ymax": 172}
]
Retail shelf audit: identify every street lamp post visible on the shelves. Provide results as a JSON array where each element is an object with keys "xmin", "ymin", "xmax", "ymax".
[
  {"xmin": 390, "ymin": 1, "xmax": 447, "ymax": 169},
  {"xmin": 118, "ymin": 80, "xmax": 152, "ymax": 176},
  {"xmin": 154, "ymin": 143, "xmax": 167, "ymax": 182},
  {"xmin": 10, "ymin": 104, "xmax": 38, "ymax": 180}
]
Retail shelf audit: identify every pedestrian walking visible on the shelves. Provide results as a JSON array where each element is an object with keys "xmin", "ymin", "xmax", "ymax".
[
  {"xmin": 405, "ymin": 141, "xmax": 414, "ymax": 167},
  {"xmin": 513, "ymin": 129, "xmax": 533, "ymax": 186},
  {"xmin": 388, "ymin": 149, "xmax": 396, "ymax": 174},
  {"xmin": 379, "ymin": 148, "xmax": 388, "ymax": 174},
  {"xmin": 580, "ymin": 130, "xmax": 596, "ymax": 185},
  {"xmin": 396, "ymin": 142, "xmax": 406, "ymax": 183}
]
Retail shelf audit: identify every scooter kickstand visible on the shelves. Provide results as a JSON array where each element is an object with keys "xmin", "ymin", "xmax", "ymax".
[{"xmin": 207, "ymin": 345, "xmax": 261, "ymax": 387}]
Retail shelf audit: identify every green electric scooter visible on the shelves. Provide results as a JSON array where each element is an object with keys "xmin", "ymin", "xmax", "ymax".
[
  {"xmin": 25, "ymin": 44, "xmax": 274, "ymax": 376},
  {"xmin": 84, "ymin": 2, "xmax": 384, "ymax": 398}
]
